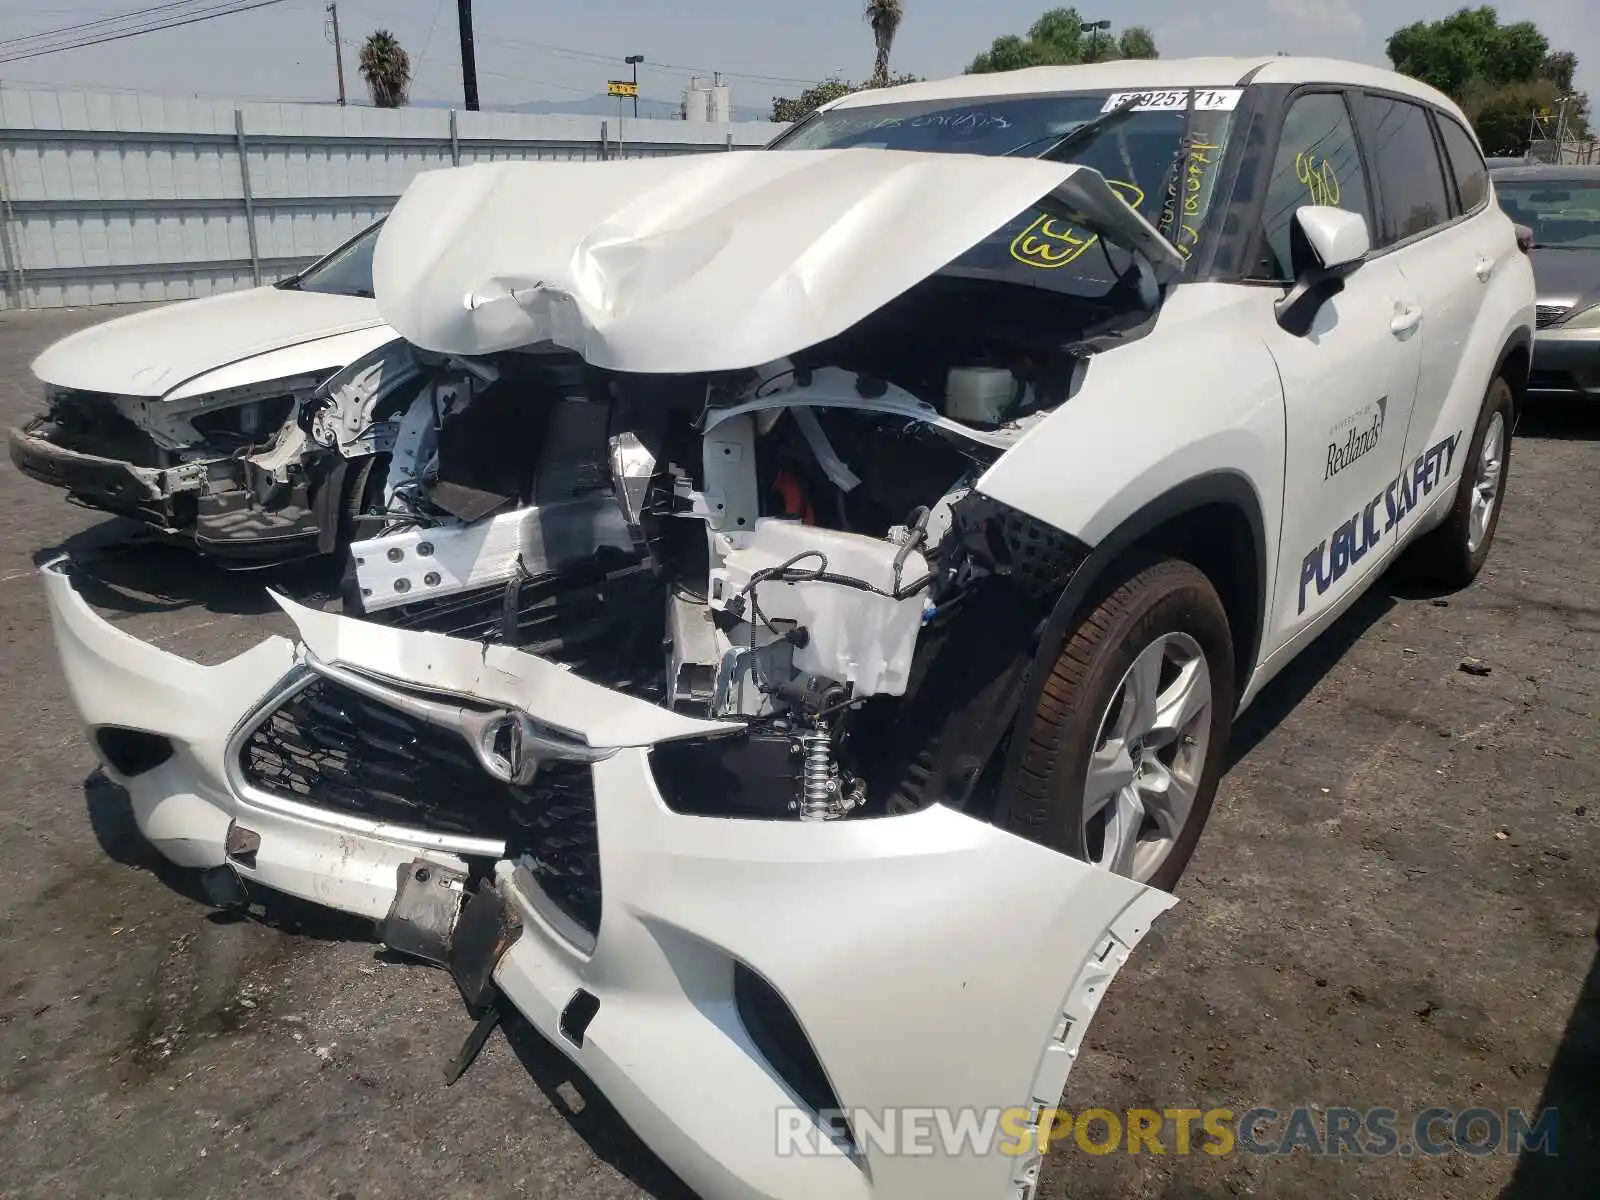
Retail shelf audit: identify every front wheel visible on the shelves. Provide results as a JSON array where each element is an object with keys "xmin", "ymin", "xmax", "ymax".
[{"xmin": 996, "ymin": 558, "xmax": 1236, "ymax": 890}]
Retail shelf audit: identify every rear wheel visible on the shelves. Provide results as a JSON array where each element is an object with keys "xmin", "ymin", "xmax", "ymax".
[
  {"xmin": 1403, "ymin": 377, "xmax": 1512, "ymax": 589},
  {"xmin": 996, "ymin": 558, "xmax": 1236, "ymax": 890}
]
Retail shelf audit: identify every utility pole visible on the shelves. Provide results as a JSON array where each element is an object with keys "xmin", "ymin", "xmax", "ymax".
[
  {"xmin": 457, "ymin": 0, "xmax": 480, "ymax": 111},
  {"xmin": 625, "ymin": 54, "xmax": 643, "ymax": 119},
  {"xmin": 326, "ymin": 1, "xmax": 346, "ymax": 105}
]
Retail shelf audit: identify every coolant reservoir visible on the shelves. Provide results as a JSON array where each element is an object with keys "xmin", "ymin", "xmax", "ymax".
[{"xmin": 944, "ymin": 366, "xmax": 1019, "ymax": 425}]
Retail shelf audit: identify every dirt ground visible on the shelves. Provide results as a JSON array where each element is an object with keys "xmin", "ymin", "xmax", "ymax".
[{"xmin": 0, "ymin": 305, "xmax": 1595, "ymax": 1200}]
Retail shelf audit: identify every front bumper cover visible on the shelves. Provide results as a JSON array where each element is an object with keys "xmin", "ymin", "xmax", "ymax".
[
  {"xmin": 1530, "ymin": 327, "xmax": 1600, "ymax": 397},
  {"xmin": 42, "ymin": 556, "xmax": 1176, "ymax": 1200}
]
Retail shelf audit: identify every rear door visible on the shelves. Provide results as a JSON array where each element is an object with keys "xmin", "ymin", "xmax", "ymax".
[
  {"xmin": 1251, "ymin": 90, "xmax": 1422, "ymax": 657},
  {"xmin": 1352, "ymin": 94, "xmax": 1486, "ymax": 511}
]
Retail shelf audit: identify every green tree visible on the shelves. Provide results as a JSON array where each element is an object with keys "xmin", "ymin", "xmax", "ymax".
[
  {"xmin": 1387, "ymin": 7, "xmax": 1545, "ymax": 96},
  {"xmin": 1386, "ymin": 7, "xmax": 1587, "ymax": 154},
  {"xmin": 967, "ymin": 8, "xmax": 1158, "ymax": 74},
  {"xmin": 770, "ymin": 73, "xmax": 921, "ymax": 123},
  {"xmin": 865, "ymin": 0, "xmax": 905, "ymax": 88},
  {"xmin": 1118, "ymin": 25, "xmax": 1158, "ymax": 61},
  {"xmin": 359, "ymin": 30, "xmax": 411, "ymax": 108}
]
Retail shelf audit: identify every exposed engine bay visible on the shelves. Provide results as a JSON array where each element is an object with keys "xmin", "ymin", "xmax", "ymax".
[{"xmin": 327, "ymin": 278, "xmax": 1123, "ymax": 822}]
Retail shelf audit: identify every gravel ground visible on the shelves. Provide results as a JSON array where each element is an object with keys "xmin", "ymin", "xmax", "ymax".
[{"xmin": 0, "ymin": 305, "xmax": 1595, "ymax": 1200}]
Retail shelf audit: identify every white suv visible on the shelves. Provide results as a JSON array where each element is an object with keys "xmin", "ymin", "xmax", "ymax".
[{"xmin": 41, "ymin": 57, "xmax": 1532, "ymax": 1200}]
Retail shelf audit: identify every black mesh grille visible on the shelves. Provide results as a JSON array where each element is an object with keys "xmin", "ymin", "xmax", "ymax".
[
  {"xmin": 367, "ymin": 558, "xmax": 666, "ymax": 702},
  {"xmin": 1536, "ymin": 304, "xmax": 1571, "ymax": 329},
  {"xmin": 240, "ymin": 676, "xmax": 602, "ymax": 937}
]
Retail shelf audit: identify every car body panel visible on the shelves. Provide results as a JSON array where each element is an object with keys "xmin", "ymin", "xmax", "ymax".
[
  {"xmin": 39, "ymin": 554, "xmax": 1175, "ymax": 1200},
  {"xmin": 972, "ymin": 282, "xmax": 1286, "ymax": 589},
  {"xmin": 30, "ymin": 285, "xmax": 386, "ymax": 398},
  {"xmin": 160, "ymin": 323, "xmax": 402, "ymax": 403},
  {"xmin": 370, "ymin": 150, "xmax": 1177, "ymax": 373}
]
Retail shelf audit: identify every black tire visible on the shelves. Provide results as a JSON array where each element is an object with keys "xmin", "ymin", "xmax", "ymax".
[
  {"xmin": 996, "ymin": 558, "xmax": 1236, "ymax": 891},
  {"xmin": 1402, "ymin": 377, "xmax": 1513, "ymax": 590}
]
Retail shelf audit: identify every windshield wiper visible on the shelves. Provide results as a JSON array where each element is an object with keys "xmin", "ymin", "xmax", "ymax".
[{"xmin": 1000, "ymin": 94, "xmax": 1143, "ymax": 160}]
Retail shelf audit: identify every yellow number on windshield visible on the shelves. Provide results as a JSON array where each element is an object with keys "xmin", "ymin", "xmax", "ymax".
[{"xmin": 1010, "ymin": 180, "xmax": 1145, "ymax": 269}]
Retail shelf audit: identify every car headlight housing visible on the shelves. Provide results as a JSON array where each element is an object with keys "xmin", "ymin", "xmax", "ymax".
[{"xmin": 188, "ymin": 394, "xmax": 296, "ymax": 446}]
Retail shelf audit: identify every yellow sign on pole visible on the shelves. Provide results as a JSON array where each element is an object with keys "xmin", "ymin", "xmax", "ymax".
[{"xmin": 608, "ymin": 81, "xmax": 639, "ymax": 98}]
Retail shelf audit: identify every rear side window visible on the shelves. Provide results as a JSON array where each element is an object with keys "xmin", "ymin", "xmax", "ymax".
[
  {"xmin": 1356, "ymin": 94, "xmax": 1452, "ymax": 244},
  {"xmin": 1436, "ymin": 116, "xmax": 1489, "ymax": 213},
  {"xmin": 1255, "ymin": 92, "xmax": 1373, "ymax": 279}
]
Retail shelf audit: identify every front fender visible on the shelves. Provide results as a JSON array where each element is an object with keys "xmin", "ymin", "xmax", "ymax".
[{"xmin": 974, "ymin": 284, "xmax": 1286, "ymax": 561}]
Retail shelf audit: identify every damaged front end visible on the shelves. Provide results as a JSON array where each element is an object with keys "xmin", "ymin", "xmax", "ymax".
[
  {"xmin": 43, "ymin": 149, "xmax": 1188, "ymax": 1200},
  {"xmin": 10, "ymin": 371, "xmax": 366, "ymax": 559},
  {"xmin": 337, "ymin": 150, "xmax": 1183, "ymax": 823}
]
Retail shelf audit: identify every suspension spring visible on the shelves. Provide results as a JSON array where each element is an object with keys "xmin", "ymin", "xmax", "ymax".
[{"xmin": 799, "ymin": 728, "xmax": 836, "ymax": 820}]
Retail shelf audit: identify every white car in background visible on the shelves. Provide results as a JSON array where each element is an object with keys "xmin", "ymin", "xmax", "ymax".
[
  {"xmin": 41, "ymin": 57, "xmax": 1532, "ymax": 1200},
  {"xmin": 9, "ymin": 221, "xmax": 399, "ymax": 561}
]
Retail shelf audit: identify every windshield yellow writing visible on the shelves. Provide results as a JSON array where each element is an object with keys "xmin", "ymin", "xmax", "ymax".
[
  {"xmin": 1161, "ymin": 141, "xmax": 1222, "ymax": 261},
  {"xmin": 1010, "ymin": 180, "xmax": 1144, "ymax": 269}
]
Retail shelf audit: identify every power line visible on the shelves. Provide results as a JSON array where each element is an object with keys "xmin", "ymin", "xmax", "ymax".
[
  {"xmin": 0, "ymin": 0, "xmax": 289, "ymax": 64},
  {"xmin": 0, "ymin": 0, "xmax": 210, "ymax": 49}
]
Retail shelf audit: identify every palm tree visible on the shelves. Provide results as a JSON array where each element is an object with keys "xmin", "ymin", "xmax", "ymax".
[
  {"xmin": 864, "ymin": 0, "xmax": 904, "ymax": 87},
  {"xmin": 359, "ymin": 30, "xmax": 411, "ymax": 108}
]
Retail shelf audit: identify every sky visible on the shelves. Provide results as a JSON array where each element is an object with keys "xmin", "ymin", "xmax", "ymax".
[{"xmin": 0, "ymin": 0, "xmax": 1593, "ymax": 112}]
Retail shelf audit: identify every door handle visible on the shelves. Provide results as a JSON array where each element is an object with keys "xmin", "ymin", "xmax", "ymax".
[
  {"xmin": 1390, "ymin": 304, "xmax": 1423, "ymax": 335},
  {"xmin": 1475, "ymin": 256, "xmax": 1494, "ymax": 282}
]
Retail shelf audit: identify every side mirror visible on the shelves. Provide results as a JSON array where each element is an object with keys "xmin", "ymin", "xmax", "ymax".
[
  {"xmin": 1514, "ymin": 223, "xmax": 1534, "ymax": 254},
  {"xmin": 1296, "ymin": 205, "xmax": 1370, "ymax": 270},
  {"xmin": 1275, "ymin": 206, "xmax": 1371, "ymax": 336}
]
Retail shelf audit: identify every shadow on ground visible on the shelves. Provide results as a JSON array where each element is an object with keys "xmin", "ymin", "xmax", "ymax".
[
  {"xmin": 1515, "ymin": 398, "xmax": 1600, "ymax": 443},
  {"xmin": 501, "ymin": 1010, "xmax": 701, "ymax": 1200},
  {"xmin": 34, "ymin": 517, "xmax": 340, "ymax": 617},
  {"xmin": 1500, "ymin": 938, "xmax": 1600, "ymax": 1200}
]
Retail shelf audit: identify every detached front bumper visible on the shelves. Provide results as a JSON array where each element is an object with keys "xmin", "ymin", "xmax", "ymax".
[{"xmin": 42, "ymin": 556, "xmax": 1176, "ymax": 1200}]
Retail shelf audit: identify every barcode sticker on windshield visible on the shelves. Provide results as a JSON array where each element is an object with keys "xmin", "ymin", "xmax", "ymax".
[{"xmin": 1101, "ymin": 88, "xmax": 1243, "ymax": 113}]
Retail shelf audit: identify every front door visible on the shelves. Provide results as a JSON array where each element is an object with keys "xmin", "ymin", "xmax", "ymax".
[{"xmin": 1250, "ymin": 90, "xmax": 1423, "ymax": 658}]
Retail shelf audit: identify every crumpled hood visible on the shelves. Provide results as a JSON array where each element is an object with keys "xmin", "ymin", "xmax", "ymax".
[
  {"xmin": 31, "ymin": 285, "xmax": 384, "ymax": 398},
  {"xmin": 372, "ymin": 149, "xmax": 1179, "ymax": 374}
]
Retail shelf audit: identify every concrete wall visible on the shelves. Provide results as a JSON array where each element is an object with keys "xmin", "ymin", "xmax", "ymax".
[{"xmin": 0, "ymin": 86, "xmax": 788, "ymax": 309}]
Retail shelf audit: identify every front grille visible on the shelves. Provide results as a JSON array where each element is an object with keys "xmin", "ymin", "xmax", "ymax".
[
  {"xmin": 1536, "ymin": 303, "xmax": 1572, "ymax": 329},
  {"xmin": 240, "ymin": 675, "xmax": 602, "ymax": 937},
  {"xmin": 42, "ymin": 390, "xmax": 166, "ymax": 466}
]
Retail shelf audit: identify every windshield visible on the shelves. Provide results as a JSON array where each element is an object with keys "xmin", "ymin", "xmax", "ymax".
[
  {"xmin": 771, "ymin": 90, "xmax": 1242, "ymax": 274},
  {"xmin": 287, "ymin": 220, "xmax": 383, "ymax": 296},
  {"xmin": 1496, "ymin": 180, "xmax": 1600, "ymax": 248}
]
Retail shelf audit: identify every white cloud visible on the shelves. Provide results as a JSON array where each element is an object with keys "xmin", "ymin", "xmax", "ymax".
[{"xmin": 1266, "ymin": 0, "xmax": 1367, "ymax": 40}]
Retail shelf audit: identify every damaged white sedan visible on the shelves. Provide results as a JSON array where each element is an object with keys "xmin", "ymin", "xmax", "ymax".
[
  {"xmin": 11, "ymin": 221, "xmax": 399, "ymax": 561},
  {"xmin": 42, "ymin": 58, "xmax": 1533, "ymax": 1200}
]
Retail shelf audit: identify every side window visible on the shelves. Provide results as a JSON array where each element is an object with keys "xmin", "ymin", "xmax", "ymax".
[
  {"xmin": 1357, "ymin": 94, "xmax": 1452, "ymax": 244},
  {"xmin": 1436, "ymin": 114, "xmax": 1489, "ymax": 213},
  {"xmin": 1256, "ymin": 92, "xmax": 1373, "ymax": 279}
]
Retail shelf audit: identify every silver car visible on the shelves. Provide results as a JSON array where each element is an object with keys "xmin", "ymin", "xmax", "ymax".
[{"xmin": 1493, "ymin": 164, "xmax": 1600, "ymax": 399}]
